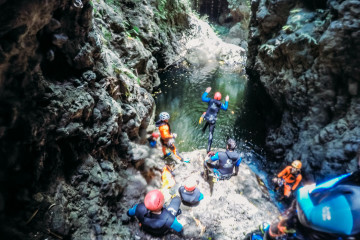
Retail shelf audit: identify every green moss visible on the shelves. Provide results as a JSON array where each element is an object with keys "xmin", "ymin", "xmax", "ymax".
[
  {"xmin": 259, "ymin": 44, "xmax": 276, "ymax": 55},
  {"xmin": 298, "ymin": 33, "xmax": 318, "ymax": 45}
]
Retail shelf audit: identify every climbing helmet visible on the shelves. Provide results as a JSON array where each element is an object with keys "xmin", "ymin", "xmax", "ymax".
[
  {"xmin": 292, "ymin": 160, "xmax": 302, "ymax": 169},
  {"xmin": 144, "ymin": 189, "xmax": 165, "ymax": 212},
  {"xmin": 184, "ymin": 177, "xmax": 198, "ymax": 192},
  {"xmin": 159, "ymin": 112, "xmax": 170, "ymax": 121},
  {"xmin": 214, "ymin": 92, "xmax": 222, "ymax": 100}
]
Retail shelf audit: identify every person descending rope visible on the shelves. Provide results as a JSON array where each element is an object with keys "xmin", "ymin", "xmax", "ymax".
[
  {"xmin": 200, "ymin": 87, "xmax": 229, "ymax": 153},
  {"xmin": 178, "ymin": 177, "xmax": 204, "ymax": 206},
  {"xmin": 156, "ymin": 112, "xmax": 184, "ymax": 161},
  {"xmin": 204, "ymin": 138, "xmax": 243, "ymax": 181},
  {"xmin": 127, "ymin": 189, "xmax": 183, "ymax": 236},
  {"xmin": 273, "ymin": 160, "xmax": 302, "ymax": 198},
  {"xmin": 246, "ymin": 169, "xmax": 360, "ymax": 240}
]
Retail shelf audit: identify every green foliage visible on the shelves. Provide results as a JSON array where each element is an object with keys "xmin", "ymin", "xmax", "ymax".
[
  {"xmin": 282, "ymin": 25, "xmax": 293, "ymax": 31},
  {"xmin": 259, "ymin": 44, "xmax": 276, "ymax": 55},
  {"xmin": 111, "ymin": 64, "xmax": 141, "ymax": 84},
  {"xmin": 155, "ymin": 0, "xmax": 167, "ymax": 20},
  {"xmin": 298, "ymin": 33, "xmax": 318, "ymax": 45},
  {"xmin": 101, "ymin": 26, "xmax": 112, "ymax": 42},
  {"xmin": 89, "ymin": 1, "xmax": 97, "ymax": 15},
  {"xmin": 290, "ymin": 8, "xmax": 301, "ymax": 14}
]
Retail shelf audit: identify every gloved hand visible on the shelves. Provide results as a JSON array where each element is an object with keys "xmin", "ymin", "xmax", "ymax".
[
  {"xmin": 225, "ymin": 95, "xmax": 229, "ymax": 101},
  {"xmin": 172, "ymin": 133, "xmax": 177, "ymax": 138},
  {"xmin": 199, "ymin": 112, "xmax": 206, "ymax": 124},
  {"xmin": 208, "ymin": 151, "xmax": 215, "ymax": 157},
  {"xmin": 205, "ymin": 87, "xmax": 211, "ymax": 93}
]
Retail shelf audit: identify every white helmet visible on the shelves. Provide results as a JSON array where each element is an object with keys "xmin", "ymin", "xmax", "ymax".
[{"xmin": 159, "ymin": 112, "xmax": 170, "ymax": 121}]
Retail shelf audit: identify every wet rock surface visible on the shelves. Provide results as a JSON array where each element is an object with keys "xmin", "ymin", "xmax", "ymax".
[
  {"xmin": 123, "ymin": 148, "xmax": 279, "ymax": 240},
  {"xmin": 247, "ymin": 0, "xmax": 360, "ymax": 181},
  {"xmin": 0, "ymin": 0, "xmax": 248, "ymax": 239}
]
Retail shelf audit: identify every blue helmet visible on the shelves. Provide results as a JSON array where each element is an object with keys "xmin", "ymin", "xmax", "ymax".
[{"xmin": 296, "ymin": 172, "xmax": 360, "ymax": 236}]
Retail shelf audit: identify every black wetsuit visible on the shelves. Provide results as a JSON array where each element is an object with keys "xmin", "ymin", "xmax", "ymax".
[
  {"xmin": 178, "ymin": 186, "xmax": 203, "ymax": 206},
  {"xmin": 127, "ymin": 196, "xmax": 182, "ymax": 235},
  {"xmin": 206, "ymin": 150, "xmax": 242, "ymax": 180},
  {"xmin": 201, "ymin": 92, "xmax": 228, "ymax": 153}
]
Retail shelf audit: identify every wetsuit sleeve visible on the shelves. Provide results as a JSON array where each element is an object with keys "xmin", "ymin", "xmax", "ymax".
[
  {"xmin": 170, "ymin": 217, "xmax": 183, "ymax": 232},
  {"xmin": 202, "ymin": 92, "xmax": 211, "ymax": 102},
  {"xmin": 127, "ymin": 204, "xmax": 138, "ymax": 216},
  {"xmin": 210, "ymin": 152, "xmax": 219, "ymax": 161},
  {"xmin": 277, "ymin": 166, "xmax": 291, "ymax": 178},
  {"xmin": 199, "ymin": 192, "xmax": 204, "ymax": 201},
  {"xmin": 221, "ymin": 101, "xmax": 228, "ymax": 110},
  {"xmin": 235, "ymin": 156, "xmax": 242, "ymax": 167},
  {"xmin": 292, "ymin": 174, "xmax": 302, "ymax": 190}
]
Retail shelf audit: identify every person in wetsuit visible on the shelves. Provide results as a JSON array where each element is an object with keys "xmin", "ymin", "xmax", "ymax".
[
  {"xmin": 156, "ymin": 112, "xmax": 183, "ymax": 161},
  {"xmin": 204, "ymin": 138, "xmax": 243, "ymax": 181},
  {"xmin": 201, "ymin": 87, "xmax": 229, "ymax": 153},
  {"xmin": 247, "ymin": 149, "xmax": 360, "ymax": 240},
  {"xmin": 178, "ymin": 177, "xmax": 204, "ymax": 206},
  {"xmin": 127, "ymin": 189, "xmax": 183, "ymax": 236},
  {"xmin": 273, "ymin": 160, "xmax": 302, "ymax": 198}
]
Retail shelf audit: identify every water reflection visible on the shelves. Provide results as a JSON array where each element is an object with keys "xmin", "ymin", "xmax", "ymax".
[{"xmin": 155, "ymin": 67, "xmax": 247, "ymax": 152}]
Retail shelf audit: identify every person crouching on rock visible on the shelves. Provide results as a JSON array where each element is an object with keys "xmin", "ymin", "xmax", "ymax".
[
  {"xmin": 127, "ymin": 189, "xmax": 183, "ymax": 236},
  {"xmin": 178, "ymin": 177, "xmax": 204, "ymax": 206},
  {"xmin": 272, "ymin": 160, "xmax": 302, "ymax": 198},
  {"xmin": 156, "ymin": 112, "xmax": 184, "ymax": 161},
  {"xmin": 204, "ymin": 138, "xmax": 243, "ymax": 181},
  {"xmin": 147, "ymin": 132, "xmax": 160, "ymax": 148}
]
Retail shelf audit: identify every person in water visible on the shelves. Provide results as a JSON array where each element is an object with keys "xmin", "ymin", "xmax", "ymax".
[
  {"xmin": 127, "ymin": 189, "xmax": 183, "ymax": 236},
  {"xmin": 156, "ymin": 112, "xmax": 183, "ymax": 161},
  {"xmin": 204, "ymin": 138, "xmax": 243, "ymax": 181},
  {"xmin": 200, "ymin": 87, "xmax": 229, "ymax": 153},
  {"xmin": 178, "ymin": 177, "xmax": 204, "ymax": 206},
  {"xmin": 273, "ymin": 160, "xmax": 302, "ymax": 198}
]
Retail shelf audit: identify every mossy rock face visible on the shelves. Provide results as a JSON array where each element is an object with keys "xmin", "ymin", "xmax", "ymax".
[{"xmin": 247, "ymin": 0, "xmax": 360, "ymax": 180}]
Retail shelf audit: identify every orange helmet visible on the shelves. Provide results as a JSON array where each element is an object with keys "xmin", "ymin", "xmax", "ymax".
[
  {"xmin": 292, "ymin": 160, "xmax": 302, "ymax": 169},
  {"xmin": 144, "ymin": 190, "xmax": 164, "ymax": 212},
  {"xmin": 184, "ymin": 177, "xmax": 198, "ymax": 192},
  {"xmin": 214, "ymin": 92, "xmax": 222, "ymax": 100}
]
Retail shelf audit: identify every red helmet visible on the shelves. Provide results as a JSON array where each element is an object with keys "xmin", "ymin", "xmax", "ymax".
[
  {"xmin": 184, "ymin": 177, "xmax": 197, "ymax": 192},
  {"xmin": 144, "ymin": 190, "xmax": 164, "ymax": 212},
  {"xmin": 152, "ymin": 132, "xmax": 160, "ymax": 138},
  {"xmin": 214, "ymin": 92, "xmax": 222, "ymax": 100}
]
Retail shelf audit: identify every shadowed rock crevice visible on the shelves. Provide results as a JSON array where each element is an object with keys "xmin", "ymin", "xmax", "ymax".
[{"xmin": 247, "ymin": 0, "xmax": 360, "ymax": 180}]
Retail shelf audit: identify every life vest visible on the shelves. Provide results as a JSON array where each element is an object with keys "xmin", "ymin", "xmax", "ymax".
[
  {"xmin": 217, "ymin": 150, "xmax": 241, "ymax": 175},
  {"xmin": 278, "ymin": 166, "xmax": 301, "ymax": 185},
  {"xmin": 178, "ymin": 186, "xmax": 201, "ymax": 206},
  {"xmin": 204, "ymin": 99, "xmax": 222, "ymax": 124},
  {"xmin": 134, "ymin": 203, "xmax": 175, "ymax": 235}
]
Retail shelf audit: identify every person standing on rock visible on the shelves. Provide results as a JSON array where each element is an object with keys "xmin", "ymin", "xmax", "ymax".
[
  {"xmin": 204, "ymin": 138, "xmax": 243, "ymax": 181},
  {"xmin": 156, "ymin": 112, "xmax": 184, "ymax": 161},
  {"xmin": 200, "ymin": 87, "xmax": 229, "ymax": 153},
  {"xmin": 127, "ymin": 189, "xmax": 183, "ymax": 236},
  {"xmin": 178, "ymin": 177, "xmax": 204, "ymax": 206},
  {"xmin": 272, "ymin": 160, "xmax": 302, "ymax": 198}
]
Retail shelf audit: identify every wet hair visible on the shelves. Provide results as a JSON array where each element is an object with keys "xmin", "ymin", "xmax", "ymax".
[{"xmin": 227, "ymin": 138, "xmax": 236, "ymax": 150}]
